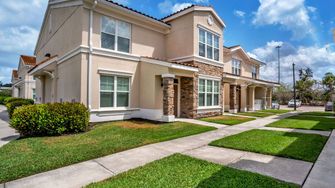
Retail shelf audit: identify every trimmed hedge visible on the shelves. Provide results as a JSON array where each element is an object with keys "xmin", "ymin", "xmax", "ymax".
[
  {"xmin": 6, "ymin": 99, "xmax": 34, "ymax": 118},
  {"xmin": 0, "ymin": 96, "xmax": 10, "ymax": 105},
  {"xmin": 10, "ymin": 102, "xmax": 89, "ymax": 136},
  {"xmin": 4, "ymin": 97, "xmax": 28, "ymax": 105}
]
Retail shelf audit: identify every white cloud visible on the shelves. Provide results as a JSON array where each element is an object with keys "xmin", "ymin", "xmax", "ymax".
[
  {"xmin": 307, "ymin": 6, "xmax": 317, "ymax": 13},
  {"xmin": 0, "ymin": 26, "xmax": 39, "ymax": 52},
  {"xmin": 234, "ymin": 10, "xmax": 246, "ymax": 18},
  {"xmin": 250, "ymin": 41, "xmax": 335, "ymax": 83},
  {"xmin": 158, "ymin": 1, "xmax": 192, "ymax": 14},
  {"xmin": 193, "ymin": 0, "xmax": 209, "ymax": 3},
  {"xmin": 252, "ymin": 0, "xmax": 314, "ymax": 40}
]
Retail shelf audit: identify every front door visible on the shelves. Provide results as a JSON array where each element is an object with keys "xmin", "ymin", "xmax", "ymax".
[{"xmin": 173, "ymin": 79, "xmax": 179, "ymax": 117}]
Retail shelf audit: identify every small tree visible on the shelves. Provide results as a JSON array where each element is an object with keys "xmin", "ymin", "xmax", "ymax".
[
  {"xmin": 295, "ymin": 68, "xmax": 316, "ymax": 104},
  {"xmin": 322, "ymin": 72, "xmax": 335, "ymax": 102},
  {"xmin": 273, "ymin": 84, "xmax": 293, "ymax": 104}
]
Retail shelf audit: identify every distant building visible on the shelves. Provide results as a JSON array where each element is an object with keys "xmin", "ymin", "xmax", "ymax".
[{"xmin": 11, "ymin": 55, "xmax": 36, "ymax": 99}]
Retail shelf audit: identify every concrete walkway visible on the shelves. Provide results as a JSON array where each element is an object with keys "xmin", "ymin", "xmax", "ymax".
[
  {"xmin": 303, "ymin": 131, "xmax": 335, "ymax": 188},
  {"xmin": 0, "ymin": 105, "xmax": 19, "ymax": 147},
  {"xmin": 183, "ymin": 146, "xmax": 313, "ymax": 185},
  {"xmin": 259, "ymin": 127, "xmax": 331, "ymax": 137},
  {"xmin": 4, "ymin": 112, "xmax": 300, "ymax": 188}
]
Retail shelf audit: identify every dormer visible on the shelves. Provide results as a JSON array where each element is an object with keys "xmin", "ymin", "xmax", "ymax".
[
  {"xmin": 223, "ymin": 46, "xmax": 264, "ymax": 79},
  {"xmin": 163, "ymin": 5, "xmax": 226, "ymax": 65}
]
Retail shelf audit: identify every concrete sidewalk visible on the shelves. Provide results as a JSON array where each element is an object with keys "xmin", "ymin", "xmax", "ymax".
[
  {"xmin": 183, "ymin": 146, "xmax": 313, "ymax": 185},
  {"xmin": 3, "ymin": 112, "xmax": 299, "ymax": 188},
  {"xmin": 303, "ymin": 131, "xmax": 335, "ymax": 188},
  {"xmin": 0, "ymin": 105, "xmax": 19, "ymax": 147}
]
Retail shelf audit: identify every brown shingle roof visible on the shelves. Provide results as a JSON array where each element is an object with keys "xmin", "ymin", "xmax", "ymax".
[
  {"xmin": 21, "ymin": 55, "xmax": 36, "ymax": 66},
  {"xmin": 12, "ymin": 70, "xmax": 18, "ymax": 79},
  {"xmin": 104, "ymin": 0, "xmax": 169, "ymax": 26},
  {"xmin": 28, "ymin": 55, "xmax": 58, "ymax": 73},
  {"xmin": 141, "ymin": 56, "xmax": 198, "ymax": 68}
]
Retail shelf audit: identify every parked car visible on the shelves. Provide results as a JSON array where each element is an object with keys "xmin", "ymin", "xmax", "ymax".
[
  {"xmin": 288, "ymin": 99, "xmax": 301, "ymax": 107},
  {"xmin": 325, "ymin": 101, "xmax": 333, "ymax": 111},
  {"xmin": 271, "ymin": 101, "xmax": 280, "ymax": 109}
]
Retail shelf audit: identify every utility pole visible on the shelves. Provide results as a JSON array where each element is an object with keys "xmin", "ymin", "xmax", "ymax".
[
  {"xmin": 293, "ymin": 63, "xmax": 297, "ymax": 111},
  {"xmin": 276, "ymin": 45, "xmax": 281, "ymax": 84}
]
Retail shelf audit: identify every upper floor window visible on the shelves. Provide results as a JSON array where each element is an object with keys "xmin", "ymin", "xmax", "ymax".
[
  {"xmin": 101, "ymin": 16, "xmax": 131, "ymax": 53},
  {"xmin": 252, "ymin": 65, "xmax": 257, "ymax": 79},
  {"xmin": 199, "ymin": 28, "xmax": 219, "ymax": 61},
  {"xmin": 232, "ymin": 59, "xmax": 241, "ymax": 76}
]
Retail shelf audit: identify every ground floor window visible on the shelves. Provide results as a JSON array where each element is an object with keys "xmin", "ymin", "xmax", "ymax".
[
  {"xmin": 32, "ymin": 89, "xmax": 36, "ymax": 100},
  {"xmin": 100, "ymin": 75, "xmax": 130, "ymax": 108},
  {"xmin": 198, "ymin": 78, "xmax": 220, "ymax": 107}
]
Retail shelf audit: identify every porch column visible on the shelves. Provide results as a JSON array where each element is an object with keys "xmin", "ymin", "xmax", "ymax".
[
  {"xmin": 229, "ymin": 84, "xmax": 237, "ymax": 113},
  {"xmin": 263, "ymin": 87, "xmax": 268, "ymax": 109},
  {"xmin": 248, "ymin": 86, "xmax": 255, "ymax": 111},
  {"xmin": 162, "ymin": 74, "xmax": 175, "ymax": 122},
  {"xmin": 240, "ymin": 85, "xmax": 247, "ymax": 112},
  {"xmin": 267, "ymin": 88, "xmax": 272, "ymax": 109},
  {"xmin": 224, "ymin": 83, "xmax": 230, "ymax": 112}
]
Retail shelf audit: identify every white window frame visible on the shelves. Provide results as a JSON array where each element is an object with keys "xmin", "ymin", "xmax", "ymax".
[
  {"xmin": 198, "ymin": 78, "xmax": 220, "ymax": 108},
  {"xmin": 198, "ymin": 28, "xmax": 220, "ymax": 61},
  {"xmin": 101, "ymin": 16, "xmax": 132, "ymax": 53},
  {"xmin": 99, "ymin": 74, "xmax": 131, "ymax": 109},
  {"xmin": 232, "ymin": 59, "xmax": 241, "ymax": 76}
]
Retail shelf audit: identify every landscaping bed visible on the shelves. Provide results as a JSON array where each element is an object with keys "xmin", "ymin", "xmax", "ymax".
[
  {"xmin": 0, "ymin": 120, "xmax": 215, "ymax": 183},
  {"xmin": 266, "ymin": 114, "xmax": 335, "ymax": 131},
  {"xmin": 87, "ymin": 154, "xmax": 298, "ymax": 188},
  {"xmin": 210, "ymin": 130, "xmax": 327, "ymax": 162},
  {"xmin": 200, "ymin": 115, "xmax": 255, "ymax": 125}
]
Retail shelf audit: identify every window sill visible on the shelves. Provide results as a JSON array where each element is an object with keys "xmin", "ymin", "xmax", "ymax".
[
  {"xmin": 197, "ymin": 106, "xmax": 222, "ymax": 110},
  {"xmin": 91, "ymin": 108, "xmax": 140, "ymax": 113}
]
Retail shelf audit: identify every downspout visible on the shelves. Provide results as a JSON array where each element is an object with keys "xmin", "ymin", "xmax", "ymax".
[{"xmin": 88, "ymin": 0, "xmax": 97, "ymax": 110}]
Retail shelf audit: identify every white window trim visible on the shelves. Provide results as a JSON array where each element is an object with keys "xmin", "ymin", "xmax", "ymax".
[
  {"xmin": 198, "ymin": 27, "xmax": 220, "ymax": 61},
  {"xmin": 198, "ymin": 78, "xmax": 220, "ymax": 108},
  {"xmin": 101, "ymin": 16, "xmax": 132, "ymax": 54},
  {"xmin": 99, "ymin": 74, "xmax": 131, "ymax": 110}
]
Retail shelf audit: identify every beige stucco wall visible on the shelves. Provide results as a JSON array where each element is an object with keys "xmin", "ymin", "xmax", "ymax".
[
  {"xmin": 87, "ymin": 8, "xmax": 167, "ymax": 59},
  {"xmin": 90, "ymin": 55, "xmax": 140, "ymax": 110},
  {"xmin": 13, "ymin": 60, "xmax": 36, "ymax": 99},
  {"xmin": 165, "ymin": 12, "xmax": 194, "ymax": 60},
  {"xmin": 56, "ymin": 54, "xmax": 83, "ymax": 103},
  {"xmin": 35, "ymin": 6, "xmax": 83, "ymax": 63}
]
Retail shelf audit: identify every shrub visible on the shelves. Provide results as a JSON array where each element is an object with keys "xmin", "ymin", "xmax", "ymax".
[
  {"xmin": 4, "ymin": 97, "xmax": 22, "ymax": 105},
  {"xmin": 10, "ymin": 102, "xmax": 89, "ymax": 136},
  {"xmin": 6, "ymin": 99, "xmax": 34, "ymax": 118},
  {"xmin": 0, "ymin": 89, "xmax": 11, "ymax": 97},
  {"xmin": 0, "ymin": 96, "xmax": 10, "ymax": 105}
]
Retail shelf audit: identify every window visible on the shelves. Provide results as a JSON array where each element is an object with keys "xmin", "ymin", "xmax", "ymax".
[
  {"xmin": 232, "ymin": 59, "xmax": 241, "ymax": 75},
  {"xmin": 252, "ymin": 65, "xmax": 257, "ymax": 79},
  {"xmin": 198, "ymin": 79, "xmax": 220, "ymax": 107},
  {"xmin": 198, "ymin": 28, "xmax": 220, "ymax": 61},
  {"xmin": 101, "ymin": 16, "xmax": 131, "ymax": 53},
  {"xmin": 32, "ymin": 89, "xmax": 36, "ymax": 100},
  {"xmin": 100, "ymin": 75, "xmax": 130, "ymax": 108}
]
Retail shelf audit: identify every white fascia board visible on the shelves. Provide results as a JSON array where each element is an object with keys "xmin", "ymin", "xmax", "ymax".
[{"xmin": 29, "ymin": 57, "xmax": 58, "ymax": 75}]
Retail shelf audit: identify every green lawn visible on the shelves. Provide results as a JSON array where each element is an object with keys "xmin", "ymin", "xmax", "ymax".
[
  {"xmin": 87, "ymin": 154, "xmax": 298, "ymax": 188},
  {"xmin": 237, "ymin": 109, "xmax": 290, "ymax": 118},
  {"xmin": 200, "ymin": 115, "xmax": 255, "ymax": 125},
  {"xmin": 0, "ymin": 120, "xmax": 215, "ymax": 183},
  {"xmin": 298, "ymin": 112, "xmax": 334, "ymax": 117},
  {"xmin": 267, "ymin": 115, "xmax": 335, "ymax": 131},
  {"xmin": 210, "ymin": 130, "xmax": 327, "ymax": 162}
]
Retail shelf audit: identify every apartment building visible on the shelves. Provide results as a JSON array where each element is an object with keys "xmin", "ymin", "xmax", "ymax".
[
  {"xmin": 11, "ymin": 55, "xmax": 36, "ymax": 99},
  {"xmin": 29, "ymin": 0, "xmax": 278, "ymax": 122}
]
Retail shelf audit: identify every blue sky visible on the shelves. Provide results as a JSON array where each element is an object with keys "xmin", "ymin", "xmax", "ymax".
[{"xmin": 1, "ymin": 0, "xmax": 335, "ymax": 84}]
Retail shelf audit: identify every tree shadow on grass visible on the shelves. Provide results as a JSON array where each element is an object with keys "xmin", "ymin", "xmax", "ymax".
[{"xmin": 279, "ymin": 115, "xmax": 335, "ymax": 130}]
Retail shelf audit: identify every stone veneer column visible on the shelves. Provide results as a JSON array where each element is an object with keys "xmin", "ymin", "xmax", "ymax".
[
  {"xmin": 248, "ymin": 86, "xmax": 255, "ymax": 111},
  {"xmin": 180, "ymin": 77, "xmax": 197, "ymax": 118},
  {"xmin": 229, "ymin": 85, "xmax": 237, "ymax": 113},
  {"xmin": 263, "ymin": 87, "xmax": 268, "ymax": 110},
  {"xmin": 240, "ymin": 85, "xmax": 247, "ymax": 112},
  {"xmin": 267, "ymin": 88, "xmax": 272, "ymax": 109},
  {"xmin": 162, "ymin": 74, "xmax": 175, "ymax": 122}
]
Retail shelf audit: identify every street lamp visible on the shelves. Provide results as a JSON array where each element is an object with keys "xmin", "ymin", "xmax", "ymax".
[{"xmin": 276, "ymin": 45, "xmax": 281, "ymax": 84}]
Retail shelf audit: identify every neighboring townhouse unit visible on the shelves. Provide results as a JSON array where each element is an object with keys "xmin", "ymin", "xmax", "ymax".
[
  {"xmin": 11, "ymin": 55, "xmax": 36, "ymax": 99},
  {"xmin": 222, "ymin": 46, "xmax": 276, "ymax": 113},
  {"xmin": 29, "ymin": 0, "xmax": 278, "ymax": 122}
]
